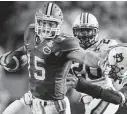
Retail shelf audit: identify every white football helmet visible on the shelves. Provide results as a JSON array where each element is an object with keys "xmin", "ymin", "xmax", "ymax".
[
  {"xmin": 105, "ymin": 44, "xmax": 127, "ymax": 82},
  {"xmin": 35, "ymin": 2, "xmax": 63, "ymax": 39},
  {"xmin": 73, "ymin": 12, "xmax": 99, "ymax": 49}
]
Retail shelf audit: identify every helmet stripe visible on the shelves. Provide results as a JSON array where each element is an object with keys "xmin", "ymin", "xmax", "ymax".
[
  {"xmin": 80, "ymin": 13, "xmax": 82, "ymax": 24},
  {"xmin": 47, "ymin": 3, "xmax": 53, "ymax": 16},
  {"xmin": 87, "ymin": 13, "xmax": 89, "ymax": 23},
  {"xmin": 45, "ymin": 3, "xmax": 49, "ymax": 15},
  {"xmin": 80, "ymin": 13, "xmax": 84, "ymax": 24},
  {"xmin": 83, "ymin": 13, "xmax": 85, "ymax": 24},
  {"xmin": 85, "ymin": 13, "xmax": 87, "ymax": 23},
  {"xmin": 85, "ymin": 13, "xmax": 89, "ymax": 24},
  {"xmin": 50, "ymin": 3, "xmax": 54, "ymax": 16}
]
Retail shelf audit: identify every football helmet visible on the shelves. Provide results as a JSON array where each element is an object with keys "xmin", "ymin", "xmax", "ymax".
[
  {"xmin": 105, "ymin": 44, "xmax": 127, "ymax": 82},
  {"xmin": 73, "ymin": 12, "xmax": 99, "ymax": 49},
  {"xmin": 35, "ymin": 2, "xmax": 63, "ymax": 39}
]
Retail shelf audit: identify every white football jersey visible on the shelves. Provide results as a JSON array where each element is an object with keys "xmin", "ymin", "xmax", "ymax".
[{"xmin": 71, "ymin": 39, "xmax": 118, "ymax": 88}]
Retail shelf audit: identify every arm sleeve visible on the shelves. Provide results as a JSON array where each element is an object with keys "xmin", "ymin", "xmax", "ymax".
[
  {"xmin": 119, "ymin": 84, "xmax": 127, "ymax": 102},
  {"xmin": 76, "ymin": 77, "xmax": 123, "ymax": 104},
  {"xmin": 75, "ymin": 77, "xmax": 102, "ymax": 98}
]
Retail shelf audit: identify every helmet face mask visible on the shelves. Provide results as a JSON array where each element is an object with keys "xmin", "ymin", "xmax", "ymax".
[
  {"xmin": 36, "ymin": 17, "xmax": 59, "ymax": 39},
  {"xmin": 35, "ymin": 2, "xmax": 63, "ymax": 40},
  {"xmin": 73, "ymin": 26, "xmax": 98, "ymax": 49},
  {"xmin": 73, "ymin": 13, "xmax": 99, "ymax": 49}
]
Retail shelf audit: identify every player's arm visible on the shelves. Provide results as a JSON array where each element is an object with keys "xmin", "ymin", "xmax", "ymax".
[
  {"xmin": 0, "ymin": 46, "xmax": 27, "ymax": 72},
  {"xmin": 75, "ymin": 76, "xmax": 126, "ymax": 105},
  {"xmin": 0, "ymin": 23, "xmax": 34, "ymax": 72},
  {"xmin": 67, "ymin": 48, "xmax": 101, "ymax": 68},
  {"xmin": 57, "ymin": 36, "xmax": 101, "ymax": 68}
]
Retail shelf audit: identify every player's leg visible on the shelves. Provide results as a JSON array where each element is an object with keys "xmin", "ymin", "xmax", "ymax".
[
  {"xmin": 2, "ymin": 91, "xmax": 32, "ymax": 114},
  {"xmin": 2, "ymin": 100, "xmax": 26, "ymax": 114},
  {"xmin": 79, "ymin": 93, "xmax": 93, "ymax": 112},
  {"xmin": 44, "ymin": 96, "xmax": 71, "ymax": 114},
  {"xmin": 85, "ymin": 98, "xmax": 119, "ymax": 114},
  {"xmin": 102, "ymin": 103, "xmax": 119, "ymax": 114},
  {"xmin": 64, "ymin": 96, "xmax": 71, "ymax": 114},
  {"xmin": 0, "ymin": 89, "xmax": 10, "ymax": 113},
  {"xmin": 31, "ymin": 96, "xmax": 71, "ymax": 114}
]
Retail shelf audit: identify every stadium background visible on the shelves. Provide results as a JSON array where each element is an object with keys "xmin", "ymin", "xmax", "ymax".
[{"xmin": 0, "ymin": 1, "xmax": 127, "ymax": 114}]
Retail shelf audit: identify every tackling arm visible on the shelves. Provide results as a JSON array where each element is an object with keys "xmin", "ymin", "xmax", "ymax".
[
  {"xmin": 67, "ymin": 48, "xmax": 101, "ymax": 68},
  {"xmin": 75, "ymin": 76, "xmax": 126, "ymax": 105},
  {"xmin": 0, "ymin": 46, "xmax": 27, "ymax": 72}
]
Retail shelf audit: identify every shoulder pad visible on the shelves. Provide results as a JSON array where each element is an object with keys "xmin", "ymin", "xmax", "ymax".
[
  {"xmin": 109, "ymin": 39, "xmax": 118, "ymax": 45},
  {"xmin": 28, "ymin": 23, "xmax": 35, "ymax": 29},
  {"xmin": 53, "ymin": 37, "xmax": 80, "ymax": 52},
  {"xmin": 100, "ymin": 39, "xmax": 118, "ymax": 44},
  {"xmin": 60, "ymin": 33, "xmax": 74, "ymax": 38},
  {"xmin": 100, "ymin": 39, "xmax": 118, "ymax": 47},
  {"xmin": 56, "ymin": 33, "xmax": 74, "ymax": 42},
  {"xmin": 110, "ymin": 43, "xmax": 127, "ymax": 50}
]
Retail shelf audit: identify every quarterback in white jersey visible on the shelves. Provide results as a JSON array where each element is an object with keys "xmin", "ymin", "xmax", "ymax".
[{"xmin": 68, "ymin": 12, "xmax": 119, "ymax": 114}]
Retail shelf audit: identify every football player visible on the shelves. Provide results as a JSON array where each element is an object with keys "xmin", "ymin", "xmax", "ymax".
[
  {"xmin": 73, "ymin": 44, "xmax": 127, "ymax": 106},
  {"xmin": 67, "ymin": 12, "xmax": 120, "ymax": 114},
  {"xmin": 0, "ymin": 3, "xmax": 101, "ymax": 114}
]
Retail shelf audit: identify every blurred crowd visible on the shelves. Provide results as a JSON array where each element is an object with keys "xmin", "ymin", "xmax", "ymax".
[{"xmin": 0, "ymin": 1, "xmax": 127, "ymax": 114}]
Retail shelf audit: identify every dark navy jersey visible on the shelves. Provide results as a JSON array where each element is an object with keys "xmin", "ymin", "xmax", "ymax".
[{"xmin": 24, "ymin": 24, "xmax": 80, "ymax": 100}]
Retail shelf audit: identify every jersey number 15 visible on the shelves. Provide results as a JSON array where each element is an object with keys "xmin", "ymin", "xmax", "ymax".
[{"xmin": 27, "ymin": 54, "xmax": 45, "ymax": 80}]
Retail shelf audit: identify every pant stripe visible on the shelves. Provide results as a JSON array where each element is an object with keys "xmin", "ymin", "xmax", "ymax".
[
  {"xmin": 100, "ymin": 103, "xmax": 110, "ymax": 114},
  {"xmin": 91, "ymin": 100, "xmax": 110, "ymax": 114},
  {"xmin": 91, "ymin": 100, "xmax": 103, "ymax": 114}
]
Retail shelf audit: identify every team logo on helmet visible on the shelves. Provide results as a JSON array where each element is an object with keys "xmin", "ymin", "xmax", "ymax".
[{"xmin": 113, "ymin": 53, "xmax": 124, "ymax": 63}]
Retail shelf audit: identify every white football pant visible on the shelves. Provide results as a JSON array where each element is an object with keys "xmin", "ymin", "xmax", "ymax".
[{"xmin": 2, "ymin": 91, "xmax": 71, "ymax": 114}]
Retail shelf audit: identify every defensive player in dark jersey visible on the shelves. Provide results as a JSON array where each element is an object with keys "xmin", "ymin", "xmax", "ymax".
[{"xmin": 0, "ymin": 2, "xmax": 101, "ymax": 114}]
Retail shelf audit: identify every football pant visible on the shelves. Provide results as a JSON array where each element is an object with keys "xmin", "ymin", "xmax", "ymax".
[
  {"xmin": 85, "ymin": 98, "xmax": 119, "ymax": 114},
  {"xmin": 23, "ymin": 91, "xmax": 71, "ymax": 114}
]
